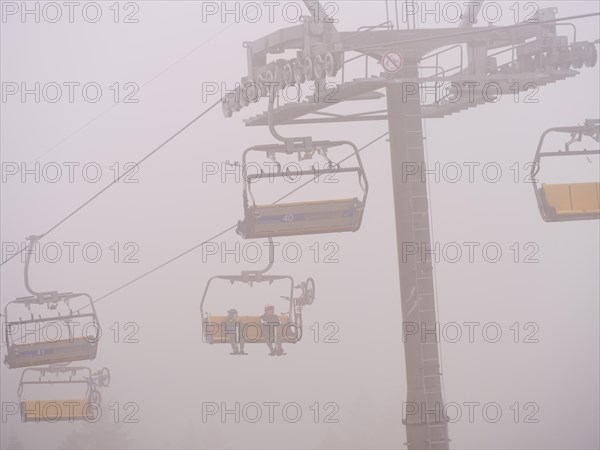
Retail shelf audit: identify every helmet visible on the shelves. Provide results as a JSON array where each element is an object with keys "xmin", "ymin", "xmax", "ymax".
[{"xmin": 264, "ymin": 304, "xmax": 274, "ymax": 311}]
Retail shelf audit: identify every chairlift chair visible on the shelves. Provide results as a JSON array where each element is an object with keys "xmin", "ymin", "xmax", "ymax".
[
  {"xmin": 200, "ymin": 270, "xmax": 315, "ymax": 347},
  {"xmin": 531, "ymin": 119, "xmax": 600, "ymax": 222},
  {"xmin": 4, "ymin": 236, "xmax": 101, "ymax": 369},
  {"xmin": 236, "ymin": 139, "xmax": 368, "ymax": 239},
  {"xmin": 17, "ymin": 364, "xmax": 110, "ymax": 422}
]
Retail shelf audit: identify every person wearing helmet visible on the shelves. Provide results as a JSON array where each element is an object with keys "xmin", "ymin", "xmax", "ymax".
[
  {"xmin": 260, "ymin": 304, "xmax": 285, "ymax": 356},
  {"xmin": 225, "ymin": 309, "xmax": 247, "ymax": 355}
]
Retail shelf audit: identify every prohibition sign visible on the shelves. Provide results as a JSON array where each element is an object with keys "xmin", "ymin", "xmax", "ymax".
[{"xmin": 381, "ymin": 50, "xmax": 404, "ymax": 73}]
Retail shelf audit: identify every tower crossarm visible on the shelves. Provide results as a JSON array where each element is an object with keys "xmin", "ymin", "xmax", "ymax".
[{"xmin": 224, "ymin": 6, "xmax": 596, "ymax": 121}]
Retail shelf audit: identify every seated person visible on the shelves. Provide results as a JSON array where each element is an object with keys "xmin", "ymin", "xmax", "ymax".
[
  {"xmin": 260, "ymin": 304, "xmax": 285, "ymax": 356},
  {"xmin": 225, "ymin": 309, "xmax": 246, "ymax": 355}
]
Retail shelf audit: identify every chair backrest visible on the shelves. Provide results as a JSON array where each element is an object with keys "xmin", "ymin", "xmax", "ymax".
[
  {"xmin": 7, "ymin": 337, "xmax": 96, "ymax": 369},
  {"xmin": 204, "ymin": 314, "xmax": 291, "ymax": 343},
  {"xmin": 242, "ymin": 198, "xmax": 363, "ymax": 238}
]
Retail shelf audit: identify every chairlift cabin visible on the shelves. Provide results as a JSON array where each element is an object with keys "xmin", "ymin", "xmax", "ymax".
[
  {"xmin": 236, "ymin": 139, "xmax": 368, "ymax": 239},
  {"xmin": 4, "ymin": 236, "xmax": 100, "ymax": 369},
  {"xmin": 17, "ymin": 364, "xmax": 110, "ymax": 422},
  {"xmin": 531, "ymin": 119, "xmax": 600, "ymax": 222},
  {"xmin": 4, "ymin": 292, "xmax": 100, "ymax": 369},
  {"xmin": 200, "ymin": 271, "xmax": 315, "ymax": 347}
]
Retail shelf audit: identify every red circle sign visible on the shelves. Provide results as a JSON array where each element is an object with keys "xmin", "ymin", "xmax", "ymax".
[{"xmin": 381, "ymin": 50, "xmax": 404, "ymax": 73}]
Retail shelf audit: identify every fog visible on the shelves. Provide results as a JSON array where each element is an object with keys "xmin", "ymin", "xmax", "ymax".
[{"xmin": 1, "ymin": 1, "xmax": 599, "ymax": 449}]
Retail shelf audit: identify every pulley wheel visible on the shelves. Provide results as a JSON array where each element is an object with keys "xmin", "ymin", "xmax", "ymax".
[
  {"xmin": 282, "ymin": 63, "xmax": 294, "ymax": 85},
  {"xmin": 314, "ymin": 54, "xmax": 326, "ymax": 79},
  {"xmin": 293, "ymin": 59, "xmax": 306, "ymax": 84},
  {"xmin": 304, "ymin": 57, "xmax": 315, "ymax": 81},
  {"xmin": 325, "ymin": 52, "xmax": 338, "ymax": 77},
  {"xmin": 99, "ymin": 367, "xmax": 111, "ymax": 387},
  {"xmin": 302, "ymin": 277, "xmax": 316, "ymax": 305},
  {"xmin": 584, "ymin": 43, "xmax": 598, "ymax": 68}
]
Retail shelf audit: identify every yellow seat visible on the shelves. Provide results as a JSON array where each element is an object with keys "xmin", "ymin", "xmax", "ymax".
[
  {"xmin": 570, "ymin": 183, "xmax": 600, "ymax": 213},
  {"xmin": 204, "ymin": 316, "xmax": 227, "ymax": 343},
  {"xmin": 542, "ymin": 184, "xmax": 572, "ymax": 215},
  {"xmin": 238, "ymin": 315, "xmax": 291, "ymax": 343},
  {"xmin": 542, "ymin": 182, "xmax": 600, "ymax": 218},
  {"xmin": 238, "ymin": 316, "xmax": 263, "ymax": 342},
  {"xmin": 205, "ymin": 314, "xmax": 290, "ymax": 343},
  {"xmin": 21, "ymin": 399, "xmax": 91, "ymax": 422},
  {"xmin": 13, "ymin": 336, "xmax": 91, "ymax": 350}
]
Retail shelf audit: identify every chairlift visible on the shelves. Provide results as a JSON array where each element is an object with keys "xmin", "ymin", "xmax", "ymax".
[
  {"xmin": 531, "ymin": 119, "xmax": 600, "ymax": 222},
  {"xmin": 4, "ymin": 236, "xmax": 100, "ymax": 369},
  {"xmin": 236, "ymin": 139, "xmax": 368, "ymax": 238},
  {"xmin": 200, "ymin": 241, "xmax": 315, "ymax": 349},
  {"xmin": 17, "ymin": 364, "xmax": 110, "ymax": 422}
]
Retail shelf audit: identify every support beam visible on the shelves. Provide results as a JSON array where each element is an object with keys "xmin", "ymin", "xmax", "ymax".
[{"xmin": 386, "ymin": 60, "xmax": 449, "ymax": 449}]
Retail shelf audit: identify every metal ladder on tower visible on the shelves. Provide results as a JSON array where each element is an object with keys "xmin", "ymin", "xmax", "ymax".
[
  {"xmin": 397, "ymin": 66, "xmax": 449, "ymax": 448},
  {"xmin": 409, "ymin": 146, "xmax": 450, "ymax": 450}
]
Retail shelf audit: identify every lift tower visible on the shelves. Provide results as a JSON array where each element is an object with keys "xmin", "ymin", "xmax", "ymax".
[{"xmin": 222, "ymin": 1, "xmax": 599, "ymax": 448}]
